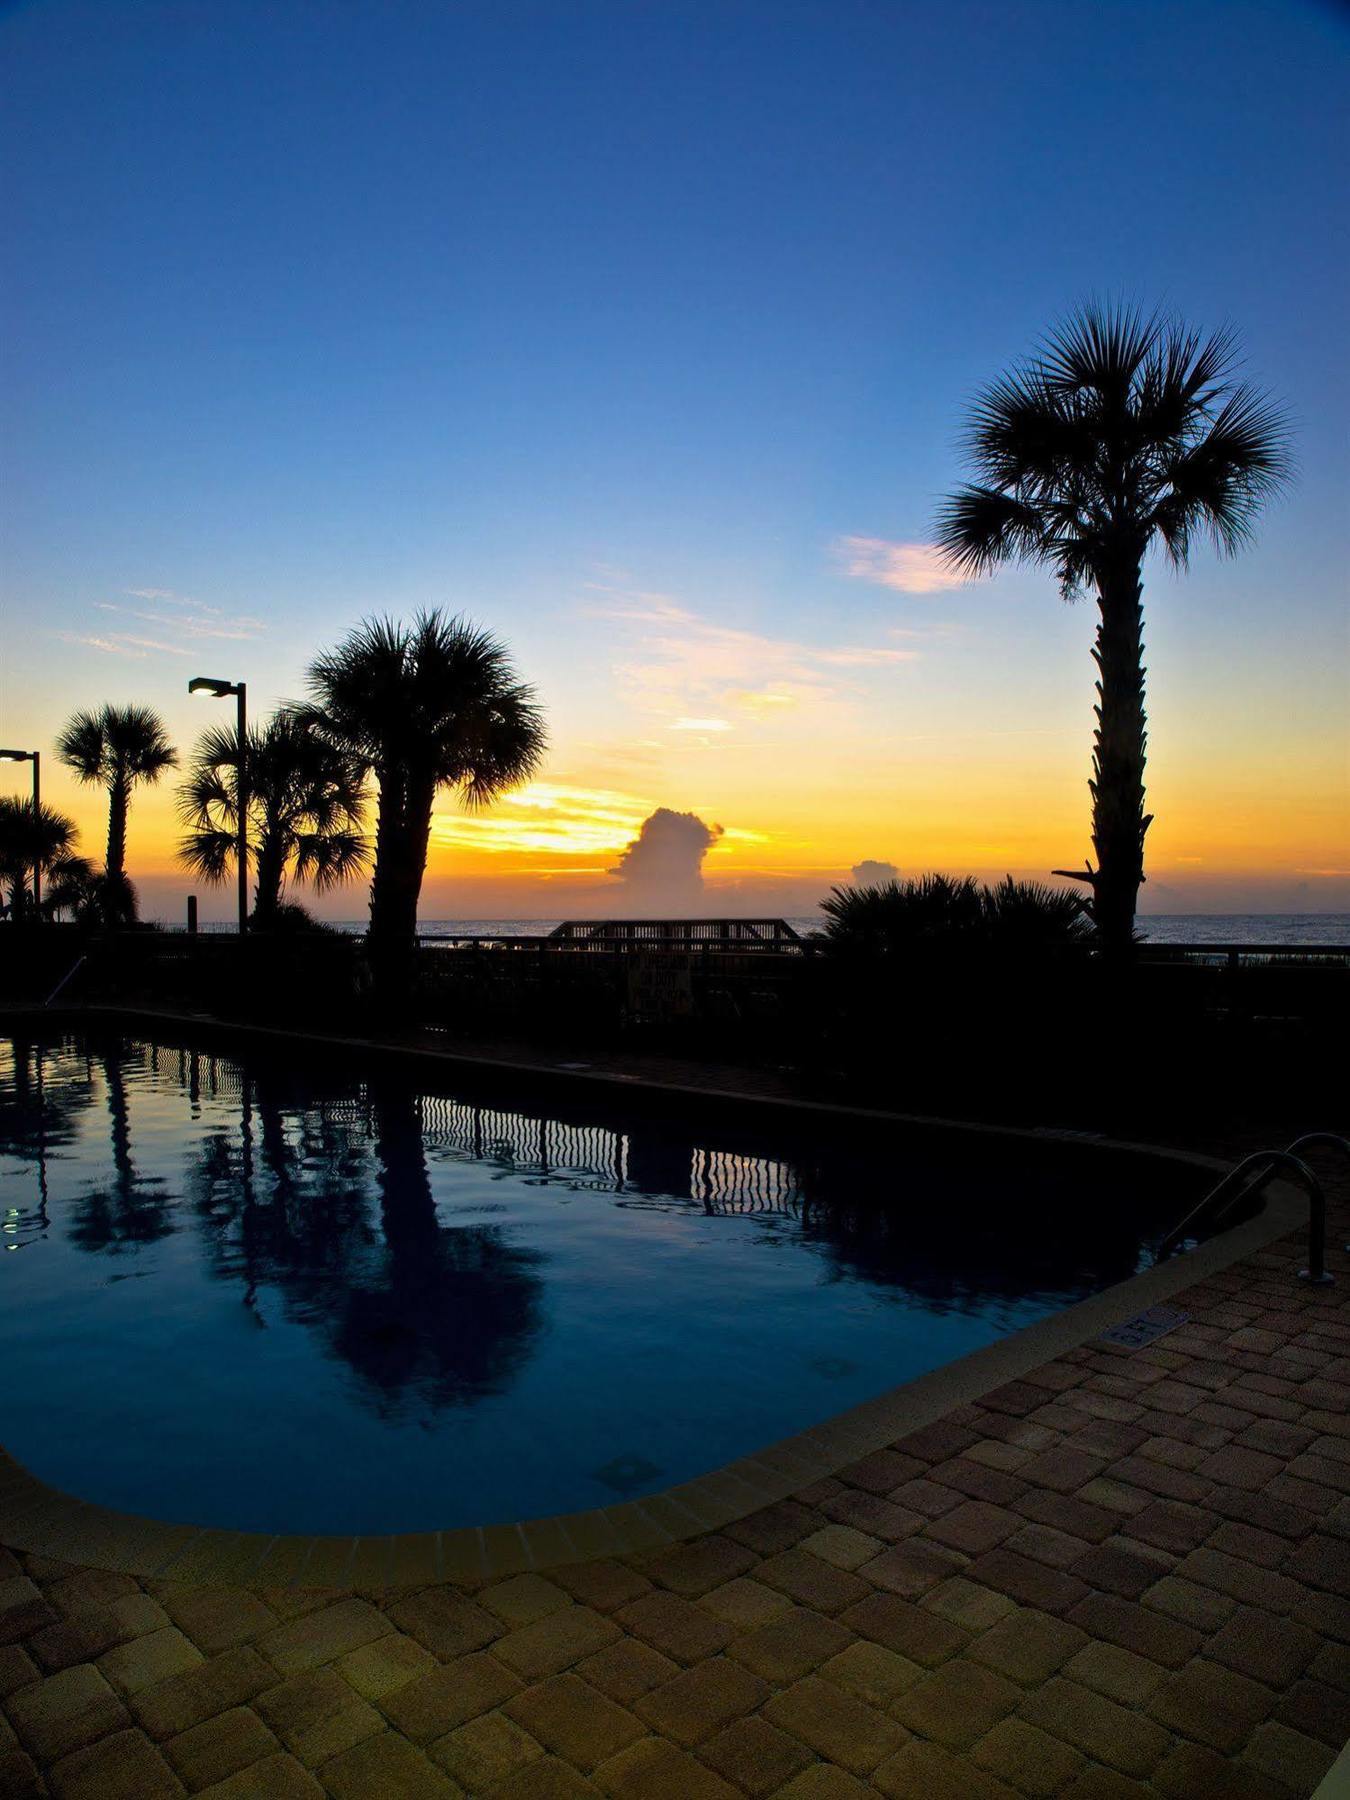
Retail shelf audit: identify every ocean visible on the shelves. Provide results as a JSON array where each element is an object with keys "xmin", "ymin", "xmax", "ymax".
[{"xmin": 285, "ymin": 913, "xmax": 1350, "ymax": 946}]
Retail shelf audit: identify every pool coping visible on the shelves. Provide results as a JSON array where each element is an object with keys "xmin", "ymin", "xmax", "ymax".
[{"xmin": 0, "ymin": 1001, "xmax": 1310, "ymax": 1592}]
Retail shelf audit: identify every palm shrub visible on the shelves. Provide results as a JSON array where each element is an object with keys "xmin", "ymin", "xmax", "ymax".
[
  {"xmin": 177, "ymin": 711, "xmax": 368, "ymax": 927},
  {"xmin": 936, "ymin": 306, "xmax": 1288, "ymax": 956},
  {"xmin": 55, "ymin": 704, "xmax": 178, "ymax": 923},
  {"xmin": 0, "ymin": 797, "xmax": 78, "ymax": 922},
  {"xmin": 302, "ymin": 611, "xmax": 546, "ymax": 988},
  {"xmin": 820, "ymin": 874, "xmax": 1090, "ymax": 957}
]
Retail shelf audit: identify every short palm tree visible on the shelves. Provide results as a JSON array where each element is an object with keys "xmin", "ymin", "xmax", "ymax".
[
  {"xmin": 177, "ymin": 711, "xmax": 368, "ymax": 927},
  {"xmin": 55, "ymin": 704, "xmax": 178, "ymax": 922},
  {"xmin": 936, "ymin": 306, "xmax": 1289, "ymax": 955},
  {"xmin": 0, "ymin": 796, "xmax": 78, "ymax": 922},
  {"xmin": 303, "ymin": 611, "xmax": 546, "ymax": 982}
]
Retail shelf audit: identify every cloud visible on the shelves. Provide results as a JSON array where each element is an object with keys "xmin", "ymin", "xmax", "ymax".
[
  {"xmin": 833, "ymin": 536, "xmax": 969, "ymax": 594},
  {"xmin": 432, "ymin": 781, "xmax": 650, "ymax": 856},
  {"xmin": 585, "ymin": 587, "xmax": 920, "ymax": 730},
  {"xmin": 609, "ymin": 808, "xmax": 725, "ymax": 902},
  {"xmin": 61, "ymin": 589, "xmax": 267, "ymax": 659},
  {"xmin": 850, "ymin": 859, "xmax": 900, "ymax": 886}
]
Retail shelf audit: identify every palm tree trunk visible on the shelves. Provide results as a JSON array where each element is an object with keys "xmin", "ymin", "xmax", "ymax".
[
  {"xmin": 251, "ymin": 825, "xmax": 287, "ymax": 927},
  {"xmin": 367, "ymin": 770, "xmax": 419, "ymax": 998},
  {"xmin": 105, "ymin": 777, "xmax": 129, "ymax": 882},
  {"xmin": 1089, "ymin": 564, "xmax": 1152, "ymax": 958}
]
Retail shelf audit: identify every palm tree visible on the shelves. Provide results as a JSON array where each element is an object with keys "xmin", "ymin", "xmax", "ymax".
[
  {"xmin": 42, "ymin": 853, "xmax": 104, "ymax": 924},
  {"xmin": 935, "ymin": 306, "xmax": 1289, "ymax": 956},
  {"xmin": 177, "ymin": 711, "xmax": 369, "ymax": 927},
  {"xmin": 55, "ymin": 704, "xmax": 178, "ymax": 922},
  {"xmin": 303, "ymin": 611, "xmax": 546, "ymax": 984},
  {"xmin": 0, "ymin": 796, "xmax": 78, "ymax": 922}
]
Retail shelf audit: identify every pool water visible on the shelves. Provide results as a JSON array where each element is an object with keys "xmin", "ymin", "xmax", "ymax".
[{"xmin": 0, "ymin": 1031, "xmax": 1203, "ymax": 1535}]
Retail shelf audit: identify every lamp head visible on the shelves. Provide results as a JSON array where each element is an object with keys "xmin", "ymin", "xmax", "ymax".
[
  {"xmin": 0, "ymin": 748, "xmax": 35, "ymax": 763},
  {"xmin": 188, "ymin": 677, "xmax": 238, "ymax": 698}
]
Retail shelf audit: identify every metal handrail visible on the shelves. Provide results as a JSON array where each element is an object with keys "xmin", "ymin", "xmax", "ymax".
[
  {"xmin": 1157, "ymin": 1147, "xmax": 1332, "ymax": 1284},
  {"xmin": 44, "ymin": 956, "xmax": 87, "ymax": 1007}
]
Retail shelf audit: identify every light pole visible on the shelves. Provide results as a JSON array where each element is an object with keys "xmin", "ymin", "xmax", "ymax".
[
  {"xmin": 0, "ymin": 748, "xmax": 41, "ymax": 920},
  {"xmin": 188, "ymin": 677, "xmax": 248, "ymax": 936}
]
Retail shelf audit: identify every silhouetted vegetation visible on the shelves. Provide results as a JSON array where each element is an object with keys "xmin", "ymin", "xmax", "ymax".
[
  {"xmin": 55, "ymin": 703, "xmax": 178, "ymax": 924},
  {"xmin": 177, "ymin": 710, "xmax": 368, "ymax": 927},
  {"xmin": 301, "ymin": 611, "xmax": 546, "ymax": 991},
  {"xmin": 936, "ymin": 305, "xmax": 1288, "ymax": 957},
  {"xmin": 820, "ymin": 874, "xmax": 1091, "ymax": 958},
  {"xmin": 0, "ymin": 796, "xmax": 78, "ymax": 923}
]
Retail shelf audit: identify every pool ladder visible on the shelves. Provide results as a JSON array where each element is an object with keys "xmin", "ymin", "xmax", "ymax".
[{"xmin": 1156, "ymin": 1133, "xmax": 1349, "ymax": 1285}]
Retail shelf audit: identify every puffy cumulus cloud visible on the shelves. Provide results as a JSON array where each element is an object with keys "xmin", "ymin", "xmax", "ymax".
[
  {"xmin": 851, "ymin": 859, "xmax": 900, "ymax": 887},
  {"xmin": 609, "ymin": 808, "xmax": 725, "ymax": 904},
  {"xmin": 833, "ymin": 536, "xmax": 969, "ymax": 594}
]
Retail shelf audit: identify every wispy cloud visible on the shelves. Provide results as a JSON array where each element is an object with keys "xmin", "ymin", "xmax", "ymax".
[
  {"xmin": 583, "ymin": 586, "xmax": 921, "ymax": 730},
  {"xmin": 62, "ymin": 589, "xmax": 266, "ymax": 658},
  {"xmin": 432, "ymin": 781, "xmax": 652, "ymax": 856},
  {"xmin": 833, "ymin": 536, "xmax": 969, "ymax": 594}
]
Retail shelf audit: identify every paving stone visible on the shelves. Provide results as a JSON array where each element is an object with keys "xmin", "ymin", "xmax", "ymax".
[
  {"xmin": 320, "ymin": 1730, "xmax": 461, "ymax": 1798},
  {"xmin": 818, "ymin": 1638, "xmax": 923, "ymax": 1706},
  {"xmin": 968, "ymin": 1607, "xmax": 1088, "ymax": 1684},
  {"xmin": 1126, "ymin": 1501, "xmax": 1217, "ymax": 1556},
  {"xmin": 29, "ymin": 1597, "xmax": 169, "ymax": 1674},
  {"xmin": 755, "ymin": 1549, "xmax": 870, "ymax": 1613},
  {"xmin": 507, "ymin": 1672, "xmax": 646, "ymax": 1765},
  {"xmin": 614, "ymin": 1593, "xmax": 733, "ymax": 1666},
  {"xmin": 159, "ymin": 1588, "xmax": 277, "ymax": 1655},
  {"xmin": 1004, "ymin": 1522, "xmax": 1095, "ymax": 1570},
  {"xmin": 725, "ymin": 1605, "xmax": 851, "ymax": 1682},
  {"xmin": 386, "ymin": 1590, "xmax": 500, "ymax": 1658},
  {"xmin": 254, "ymin": 1667, "xmax": 381, "ymax": 1765},
  {"xmin": 894, "ymin": 1658, "xmax": 1021, "ymax": 1748},
  {"xmin": 1063, "ymin": 1639, "xmax": 1165, "ymax": 1705},
  {"xmin": 1240, "ymin": 1719, "xmax": 1336, "ymax": 1792},
  {"xmin": 494, "ymin": 1750, "xmax": 602, "ymax": 1797},
  {"xmin": 965, "ymin": 1548, "xmax": 1090, "ymax": 1614},
  {"xmin": 0, "ymin": 1645, "xmax": 38, "ymax": 1699},
  {"xmin": 0, "ymin": 1750, "xmax": 43, "ymax": 1800},
  {"xmin": 1013, "ymin": 1489, "xmax": 1121, "ymax": 1543},
  {"xmin": 697, "ymin": 1715, "xmax": 813, "ymax": 1796},
  {"xmin": 1070, "ymin": 1540, "xmax": 1173, "ymax": 1600},
  {"xmin": 379, "ymin": 1653, "xmax": 519, "ymax": 1740},
  {"xmin": 334, "ymin": 1631, "xmax": 436, "ymax": 1699},
  {"xmin": 1142, "ymin": 1574, "xmax": 1237, "ymax": 1633},
  {"xmin": 0, "ymin": 1578, "xmax": 56, "ymax": 1646},
  {"xmin": 1151, "ymin": 1738, "xmax": 1293, "ymax": 1800},
  {"xmin": 925, "ymin": 1501, "xmax": 1023, "ymax": 1554},
  {"xmin": 479, "ymin": 1574, "xmax": 574, "ymax": 1626},
  {"xmin": 1195, "ymin": 1445, "xmax": 1286, "ymax": 1491},
  {"xmin": 892, "ymin": 1477, "xmax": 964, "ymax": 1519},
  {"xmin": 1019, "ymin": 1447, "xmax": 1108, "ymax": 1493},
  {"xmin": 839, "ymin": 1592, "xmax": 969, "ymax": 1666},
  {"xmin": 193, "ymin": 1754, "xmax": 324, "ymax": 1798},
  {"xmin": 1147, "ymin": 1657, "xmax": 1278, "ymax": 1753},
  {"xmin": 723, "ymin": 1500, "xmax": 819, "ymax": 1555},
  {"xmin": 1105, "ymin": 1455, "xmax": 1212, "ymax": 1504},
  {"xmin": 874, "ymin": 1736, "xmax": 1019, "ymax": 1800},
  {"xmin": 98, "ymin": 1627, "xmax": 205, "ymax": 1697},
  {"xmin": 164, "ymin": 1706, "xmax": 280, "ymax": 1790},
  {"xmin": 639, "ymin": 1537, "xmax": 757, "ymax": 1598},
  {"xmin": 45, "ymin": 1571, "xmax": 139, "ymax": 1617},
  {"xmin": 798, "ymin": 1524, "xmax": 883, "ymax": 1569},
  {"xmin": 130, "ymin": 1647, "xmax": 274, "ymax": 1740},
  {"xmin": 1018, "ymin": 1676, "xmax": 1171, "ymax": 1774},
  {"xmin": 928, "ymin": 1457, "xmax": 1026, "ymax": 1506},
  {"xmin": 1068, "ymin": 1592, "xmax": 1204, "ymax": 1667},
  {"xmin": 257, "ymin": 1600, "xmax": 391, "ymax": 1676},
  {"xmin": 7, "ymin": 1664, "xmax": 130, "ymax": 1763},
  {"xmin": 634, "ymin": 1658, "xmax": 768, "ymax": 1748},
  {"xmin": 494, "ymin": 1605, "xmax": 621, "ymax": 1678},
  {"xmin": 921, "ymin": 1574, "xmax": 1015, "ymax": 1630},
  {"xmin": 551, "ymin": 1559, "xmax": 652, "ymax": 1614},
  {"xmin": 698, "ymin": 1577, "xmax": 791, "ymax": 1628},
  {"xmin": 818, "ymin": 1488, "xmax": 922, "ymax": 1541},
  {"xmin": 1284, "ymin": 1531, "xmax": 1350, "ymax": 1597},
  {"xmin": 594, "ymin": 1735, "xmax": 741, "ymax": 1792},
  {"xmin": 1175, "ymin": 1549, "xmax": 1304, "ymax": 1612},
  {"xmin": 856, "ymin": 1539, "xmax": 967, "ymax": 1600},
  {"xmin": 1056, "ymin": 1768, "xmax": 1156, "ymax": 1800},
  {"xmin": 972, "ymin": 1716, "xmax": 1084, "ymax": 1796},
  {"xmin": 575, "ymin": 1637, "xmax": 679, "ymax": 1704},
  {"xmin": 1205, "ymin": 1606, "xmax": 1321, "ymax": 1687},
  {"xmin": 1275, "ymin": 1673, "xmax": 1350, "ymax": 1748},
  {"xmin": 430, "ymin": 1708, "xmax": 542, "ymax": 1789},
  {"xmin": 838, "ymin": 1448, "xmax": 926, "ymax": 1493},
  {"xmin": 763, "ymin": 1673, "xmax": 908, "ymax": 1773},
  {"xmin": 46, "ymin": 1727, "xmax": 185, "ymax": 1800},
  {"xmin": 1205, "ymin": 1519, "xmax": 1294, "ymax": 1568}
]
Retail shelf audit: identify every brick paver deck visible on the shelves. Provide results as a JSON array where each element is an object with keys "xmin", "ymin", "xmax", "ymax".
[{"xmin": 1, "ymin": 1025, "xmax": 1346, "ymax": 1798}]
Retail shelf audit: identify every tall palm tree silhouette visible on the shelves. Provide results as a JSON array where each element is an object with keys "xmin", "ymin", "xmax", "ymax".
[
  {"xmin": 0, "ymin": 797, "xmax": 78, "ymax": 922},
  {"xmin": 56, "ymin": 705, "xmax": 178, "ymax": 924},
  {"xmin": 178, "ymin": 711, "xmax": 368, "ymax": 927},
  {"xmin": 936, "ymin": 306, "xmax": 1288, "ymax": 955},
  {"xmin": 302, "ymin": 612, "xmax": 546, "ymax": 990}
]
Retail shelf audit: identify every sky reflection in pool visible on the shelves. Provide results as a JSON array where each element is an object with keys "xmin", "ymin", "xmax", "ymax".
[{"xmin": 0, "ymin": 1033, "xmax": 1201, "ymax": 1534}]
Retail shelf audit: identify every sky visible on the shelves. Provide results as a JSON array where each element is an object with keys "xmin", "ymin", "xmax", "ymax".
[{"xmin": 2, "ymin": 0, "xmax": 1347, "ymax": 921}]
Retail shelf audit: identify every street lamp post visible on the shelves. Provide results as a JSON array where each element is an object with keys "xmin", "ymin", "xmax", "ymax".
[
  {"xmin": 0, "ymin": 748, "xmax": 41, "ymax": 920},
  {"xmin": 188, "ymin": 678, "xmax": 248, "ymax": 936}
]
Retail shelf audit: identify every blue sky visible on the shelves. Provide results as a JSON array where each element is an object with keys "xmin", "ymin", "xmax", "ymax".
[{"xmin": 2, "ymin": 0, "xmax": 1347, "ymax": 916}]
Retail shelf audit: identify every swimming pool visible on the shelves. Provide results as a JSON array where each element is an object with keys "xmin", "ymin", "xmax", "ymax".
[{"xmin": 0, "ymin": 1029, "xmax": 1207, "ymax": 1535}]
